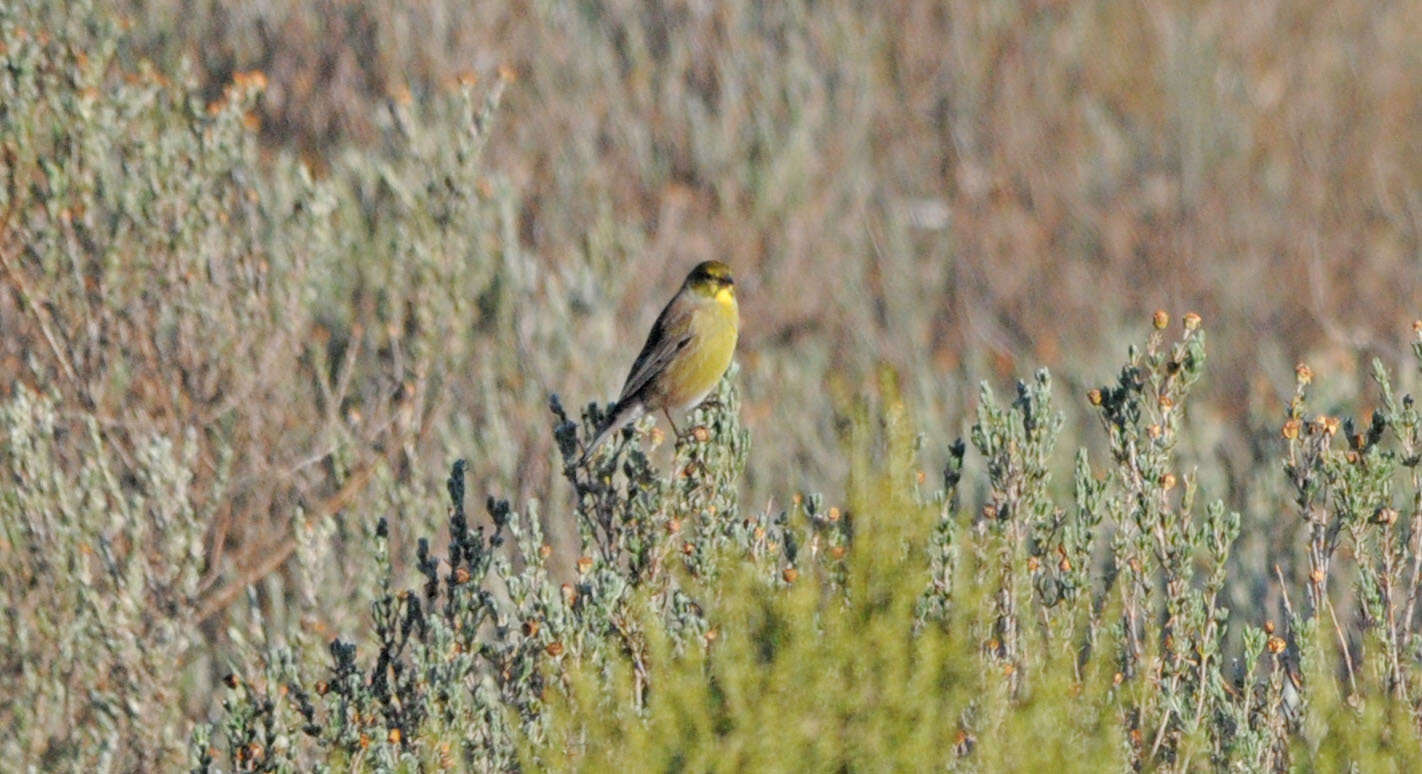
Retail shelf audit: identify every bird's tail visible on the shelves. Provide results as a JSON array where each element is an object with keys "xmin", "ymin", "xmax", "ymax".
[{"xmin": 577, "ymin": 400, "xmax": 645, "ymax": 466}]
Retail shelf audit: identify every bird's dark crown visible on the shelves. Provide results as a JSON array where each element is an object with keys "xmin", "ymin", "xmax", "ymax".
[{"xmin": 686, "ymin": 260, "xmax": 734, "ymax": 287}]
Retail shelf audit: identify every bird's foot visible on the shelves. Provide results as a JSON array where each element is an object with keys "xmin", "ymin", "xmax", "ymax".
[{"xmin": 695, "ymin": 397, "xmax": 726, "ymax": 412}]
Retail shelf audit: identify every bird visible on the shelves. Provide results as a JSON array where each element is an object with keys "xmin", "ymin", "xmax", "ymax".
[{"xmin": 580, "ymin": 260, "xmax": 740, "ymax": 463}]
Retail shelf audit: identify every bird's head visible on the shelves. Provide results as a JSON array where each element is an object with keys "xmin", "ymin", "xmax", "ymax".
[{"xmin": 684, "ymin": 260, "xmax": 736, "ymax": 303}]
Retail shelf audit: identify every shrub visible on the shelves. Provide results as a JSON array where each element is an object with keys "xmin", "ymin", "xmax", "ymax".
[
  {"xmin": 192, "ymin": 322, "xmax": 1422, "ymax": 771},
  {"xmin": 0, "ymin": 0, "xmax": 525, "ymax": 765}
]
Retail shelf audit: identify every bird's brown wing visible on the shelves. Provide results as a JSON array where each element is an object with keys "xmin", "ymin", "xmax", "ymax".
[{"xmin": 614, "ymin": 296, "xmax": 696, "ymax": 407}]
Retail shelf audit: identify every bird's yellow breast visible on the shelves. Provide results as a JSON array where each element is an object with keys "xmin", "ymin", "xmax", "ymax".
[{"xmin": 660, "ymin": 294, "xmax": 739, "ymax": 411}]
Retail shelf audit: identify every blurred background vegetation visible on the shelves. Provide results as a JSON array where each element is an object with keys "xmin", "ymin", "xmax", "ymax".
[
  {"xmin": 111, "ymin": 0, "xmax": 1422, "ymax": 497},
  {"xmin": 2, "ymin": 0, "xmax": 1421, "ymax": 769}
]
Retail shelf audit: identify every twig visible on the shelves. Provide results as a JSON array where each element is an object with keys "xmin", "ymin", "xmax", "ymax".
[
  {"xmin": 1275, "ymin": 564, "xmax": 1297, "ymax": 626},
  {"xmin": 195, "ymin": 463, "xmax": 374, "ymax": 622},
  {"xmin": 1324, "ymin": 596, "xmax": 1358, "ymax": 696},
  {"xmin": 0, "ymin": 247, "xmax": 86, "ymax": 398}
]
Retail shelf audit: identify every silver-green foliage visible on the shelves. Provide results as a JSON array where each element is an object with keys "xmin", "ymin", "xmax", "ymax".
[
  {"xmin": 197, "ymin": 322, "xmax": 1422, "ymax": 772},
  {"xmin": 1, "ymin": 386, "xmax": 209, "ymax": 767},
  {"xmin": 197, "ymin": 373, "xmax": 772, "ymax": 771}
]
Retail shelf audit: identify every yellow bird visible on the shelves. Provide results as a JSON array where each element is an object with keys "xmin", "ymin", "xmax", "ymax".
[{"xmin": 582, "ymin": 260, "xmax": 740, "ymax": 461}]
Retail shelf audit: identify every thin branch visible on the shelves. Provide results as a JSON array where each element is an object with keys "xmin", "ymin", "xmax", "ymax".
[{"xmin": 194, "ymin": 463, "xmax": 374, "ymax": 622}]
